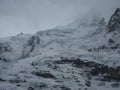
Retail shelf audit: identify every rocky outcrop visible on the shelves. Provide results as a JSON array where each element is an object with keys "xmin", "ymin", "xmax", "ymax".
[
  {"xmin": 0, "ymin": 42, "xmax": 12, "ymax": 54},
  {"xmin": 55, "ymin": 57, "xmax": 120, "ymax": 82},
  {"xmin": 105, "ymin": 8, "xmax": 120, "ymax": 49},
  {"xmin": 0, "ymin": 42, "xmax": 12, "ymax": 61},
  {"xmin": 22, "ymin": 35, "xmax": 40, "ymax": 58},
  {"xmin": 91, "ymin": 8, "xmax": 120, "ymax": 51},
  {"xmin": 27, "ymin": 35, "xmax": 40, "ymax": 51},
  {"xmin": 107, "ymin": 8, "xmax": 120, "ymax": 33}
]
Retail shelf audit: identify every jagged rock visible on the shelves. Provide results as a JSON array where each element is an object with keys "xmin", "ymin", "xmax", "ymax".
[
  {"xmin": 107, "ymin": 8, "xmax": 120, "ymax": 48},
  {"xmin": 0, "ymin": 42, "xmax": 12, "ymax": 54},
  {"xmin": 32, "ymin": 70, "xmax": 56, "ymax": 79},
  {"xmin": 27, "ymin": 35, "xmax": 40, "ymax": 46},
  {"xmin": 27, "ymin": 35, "xmax": 40, "ymax": 52},
  {"xmin": 22, "ymin": 35, "xmax": 40, "ymax": 58},
  {"xmin": 107, "ymin": 8, "xmax": 120, "ymax": 33},
  {"xmin": 99, "ymin": 8, "xmax": 120, "ymax": 50},
  {"xmin": 55, "ymin": 58, "xmax": 120, "ymax": 82}
]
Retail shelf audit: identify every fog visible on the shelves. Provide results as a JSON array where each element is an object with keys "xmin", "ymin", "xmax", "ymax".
[{"xmin": 0, "ymin": 0, "xmax": 120, "ymax": 37}]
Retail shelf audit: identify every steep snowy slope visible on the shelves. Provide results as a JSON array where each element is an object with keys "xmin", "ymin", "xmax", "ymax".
[
  {"xmin": 0, "ymin": 8, "xmax": 120, "ymax": 90},
  {"xmin": 105, "ymin": 8, "xmax": 120, "ymax": 50},
  {"xmin": 1, "ymin": 51, "xmax": 120, "ymax": 90},
  {"xmin": 0, "ymin": 12, "xmax": 108, "ymax": 61},
  {"xmin": 0, "ymin": 34, "xmax": 31, "ymax": 61},
  {"xmin": 23, "ymin": 16, "xmax": 106, "ymax": 57}
]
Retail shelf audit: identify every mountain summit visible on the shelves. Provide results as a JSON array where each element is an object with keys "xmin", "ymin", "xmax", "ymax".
[
  {"xmin": 106, "ymin": 8, "xmax": 120, "ymax": 49},
  {"xmin": 107, "ymin": 8, "xmax": 120, "ymax": 33}
]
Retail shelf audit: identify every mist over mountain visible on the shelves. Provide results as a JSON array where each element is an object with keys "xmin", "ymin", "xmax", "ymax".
[
  {"xmin": 0, "ymin": 0, "xmax": 120, "ymax": 37},
  {"xmin": 0, "ymin": 7, "xmax": 120, "ymax": 90}
]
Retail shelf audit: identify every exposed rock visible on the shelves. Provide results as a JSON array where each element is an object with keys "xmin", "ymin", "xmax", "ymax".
[
  {"xmin": 27, "ymin": 35, "xmax": 40, "ymax": 47},
  {"xmin": 32, "ymin": 70, "xmax": 56, "ymax": 79},
  {"xmin": 22, "ymin": 35, "xmax": 40, "ymax": 58},
  {"xmin": 0, "ymin": 42, "xmax": 12, "ymax": 54},
  {"xmin": 55, "ymin": 58, "xmax": 120, "ymax": 82},
  {"xmin": 0, "ymin": 78, "xmax": 6, "ymax": 82},
  {"xmin": 8, "ymin": 77, "xmax": 26, "ymax": 83},
  {"xmin": 107, "ymin": 8, "xmax": 120, "ymax": 33}
]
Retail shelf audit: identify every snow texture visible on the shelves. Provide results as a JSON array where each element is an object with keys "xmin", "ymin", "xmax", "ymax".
[{"xmin": 0, "ymin": 8, "xmax": 120, "ymax": 90}]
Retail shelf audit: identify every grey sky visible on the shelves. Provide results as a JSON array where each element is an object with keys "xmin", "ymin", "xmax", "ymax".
[{"xmin": 0, "ymin": 0, "xmax": 120, "ymax": 37}]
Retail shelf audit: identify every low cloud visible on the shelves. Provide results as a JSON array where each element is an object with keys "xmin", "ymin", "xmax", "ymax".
[{"xmin": 0, "ymin": 0, "xmax": 120, "ymax": 37}]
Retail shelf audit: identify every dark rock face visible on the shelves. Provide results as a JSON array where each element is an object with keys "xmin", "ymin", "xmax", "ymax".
[
  {"xmin": 0, "ymin": 42, "xmax": 12, "ymax": 54},
  {"xmin": 27, "ymin": 35, "xmax": 40, "ymax": 52},
  {"xmin": 105, "ymin": 8, "xmax": 120, "ymax": 49},
  {"xmin": 0, "ymin": 42, "xmax": 12, "ymax": 61},
  {"xmin": 107, "ymin": 8, "xmax": 120, "ymax": 33},
  {"xmin": 28, "ymin": 83, "xmax": 48, "ymax": 90},
  {"xmin": 32, "ymin": 70, "xmax": 56, "ymax": 79},
  {"xmin": 86, "ymin": 8, "xmax": 120, "ymax": 51},
  {"xmin": 27, "ymin": 36, "xmax": 40, "ymax": 46},
  {"xmin": 55, "ymin": 57, "xmax": 120, "ymax": 82},
  {"xmin": 22, "ymin": 35, "xmax": 40, "ymax": 58}
]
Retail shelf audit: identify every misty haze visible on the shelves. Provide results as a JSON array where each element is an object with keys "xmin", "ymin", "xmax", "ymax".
[{"xmin": 0, "ymin": 0, "xmax": 120, "ymax": 90}]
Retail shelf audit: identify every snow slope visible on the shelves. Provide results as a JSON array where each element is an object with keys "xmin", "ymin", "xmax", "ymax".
[
  {"xmin": 0, "ymin": 8, "xmax": 120, "ymax": 90},
  {"xmin": 0, "ymin": 34, "xmax": 31, "ymax": 61}
]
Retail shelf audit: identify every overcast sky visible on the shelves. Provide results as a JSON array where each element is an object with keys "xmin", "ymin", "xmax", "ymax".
[{"xmin": 0, "ymin": 0, "xmax": 120, "ymax": 37}]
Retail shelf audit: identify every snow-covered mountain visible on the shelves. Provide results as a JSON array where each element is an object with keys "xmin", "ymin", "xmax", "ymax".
[
  {"xmin": 0, "ymin": 8, "xmax": 120, "ymax": 90},
  {"xmin": 0, "ymin": 34, "xmax": 31, "ymax": 61},
  {"xmin": 105, "ymin": 8, "xmax": 120, "ymax": 50}
]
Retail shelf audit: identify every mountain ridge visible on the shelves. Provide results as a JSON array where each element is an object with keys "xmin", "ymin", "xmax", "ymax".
[
  {"xmin": 0, "ymin": 8, "xmax": 120, "ymax": 61},
  {"xmin": 0, "ymin": 8, "xmax": 120, "ymax": 90}
]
